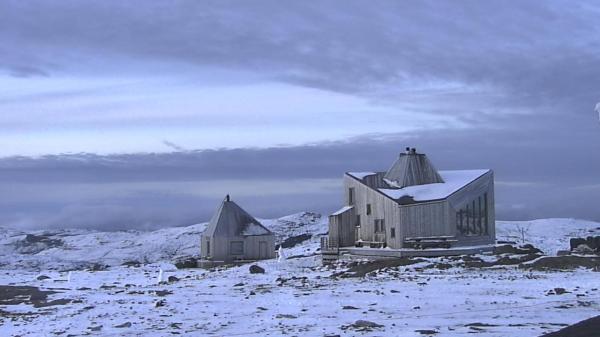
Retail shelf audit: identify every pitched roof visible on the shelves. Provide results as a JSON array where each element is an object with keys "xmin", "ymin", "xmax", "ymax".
[
  {"xmin": 384, "ymin": 149, "xmax": 444, "ymax": 188},
  {"xmin": 203, "ymin": 196, "xmax": 273, "ymax": 238},
  {"xmin": 347, "ymin": 169, "xmax": 490, "ymax": 204}
]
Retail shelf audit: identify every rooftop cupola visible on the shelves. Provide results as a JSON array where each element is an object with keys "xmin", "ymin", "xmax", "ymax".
[{"xmin": 383, "ymin": 147, "xmax": 444, "ymax": 188}]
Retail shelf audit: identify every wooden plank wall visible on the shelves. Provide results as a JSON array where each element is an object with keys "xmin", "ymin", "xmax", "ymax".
[
  {"xmin": 328, "ymin": 206, "xmax": 356, "ymax": 247},
  {"xmin": 398, "ymin": 201, "xmax": 450, "ymax": 240},
  {"xmin": 344, "ymin": 175, "xmax": 401, "ymax": 248},
  {"xmin": 201, "ymin": 235, "xmax": 275, "ymax": 261}
]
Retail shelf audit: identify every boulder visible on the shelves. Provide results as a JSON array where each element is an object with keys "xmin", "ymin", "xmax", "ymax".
[
  {"xmin": 571, "ymin": 238, "xmax": 587, "ymax": 251},
  {"xmin": 574, "ymin": 244, "xmax": 595, "ymax": 255},
  {"xmin": 167, "ymin": 276, "xmax": 179, "ymax": 283},
  {"xmin": 249, "ymin": 265, "xmax": 265, "ymax": 274},
  {"xmin": 174, "ymin": 257, "xmax": 198, "ymax": 269}
]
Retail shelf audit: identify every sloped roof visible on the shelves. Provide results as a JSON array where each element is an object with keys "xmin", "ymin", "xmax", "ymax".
[
  {"xmin": 203, "ymin": 196, "xmax": 273, "ymax": 238},
  {"xmin": 347, "ymin": 169, "xmax": 490, "ymax": 204},
  {"xmin": 384, "ymin": 150, "xmax": 444, "ymax": 188}
]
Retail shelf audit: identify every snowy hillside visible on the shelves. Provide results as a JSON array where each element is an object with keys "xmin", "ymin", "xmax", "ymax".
[
  {"xmin": 1, "ymin": 216, "xmax": 600, "ymax": 337},
  {"xmin": 0, "ymin": 212, "xmax": 327, "ymax": 271}
]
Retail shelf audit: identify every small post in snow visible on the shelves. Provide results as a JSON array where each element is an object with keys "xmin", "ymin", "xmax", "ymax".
[
  {"xmin": 157, "ymin": 268, "xmax": 164, "ymax": 284},
  {"xmin": 278, "ymin": 246, "xmax": 286, "ymax": 263}
]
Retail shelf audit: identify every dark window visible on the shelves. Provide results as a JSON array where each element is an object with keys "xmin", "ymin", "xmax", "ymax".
[
  {"xmin": 356, "ymin": 215, "xmax": 361, "ymax": 227},
  {"xmin": 348, "ymin": 188, "xmax": 355, "ymax": 205},
  {"xmin": 230, "ymin": 241, "xmax": 244, "ymax": 255},
  {"xmin": 206, "ymin": 240, "xmax": 210, "ymax": 256},
  {"xmin": 374, "ymin": 219, "xmax": 385, "ymax": 233},
  {"xmin": 366, "ymin": 204, "xmax": 372, "ymax": 215},
  {"xmin": 390, "ymin": 227, "xmax": 396, "ymax": 238},
  {"xmin": 484, "ymin": 193, "xmax": 489, "ymax": 235}
]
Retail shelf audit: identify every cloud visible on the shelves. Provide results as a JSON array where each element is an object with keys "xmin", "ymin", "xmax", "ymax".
[
  {"xmin": 162, "ymin": 140, "xmax": 186, "ymax": 152},
  {"xmin": 1, "ymin": 122, "xmax": 599, "ymax": 230}
]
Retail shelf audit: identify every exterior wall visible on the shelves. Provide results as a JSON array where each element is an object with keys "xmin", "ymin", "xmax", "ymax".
[
  {"xmin": 343, "ymin": 175, "xmax": 402, "ymax": 249},
  {"xmin": 446, "ymin": 170, "xmax": 495, "ymax": 246},
  {"xmin": 328, "ymin": 206, "xmax": 356, "ymax": 248},
  {"xmin": 200, "ymin": 234, "xmax": 275, "ymax": 261},
  {"xmin": 397, "ymin": 200, "xmax": 450, "ymax": 245}
]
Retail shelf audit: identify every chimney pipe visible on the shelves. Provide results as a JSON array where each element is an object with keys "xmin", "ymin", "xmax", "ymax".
[{"xmin": 226, "ymin": 194, "xmax": 230, "ymax": 202}]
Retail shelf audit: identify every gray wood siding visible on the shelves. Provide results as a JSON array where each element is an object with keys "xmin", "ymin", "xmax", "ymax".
[
  {"xmin": 329, "ymin": 206, "xmax": 356, "ymax": 247},
  {"xmin": 398, "ymin": 201, "xmax": 450, "ymax": 241},
  {"xmin": 200, "ymin": 234, "xmax": 275, "ymax": 261},
  {"xmin": 344, "ymin": 174, "xmax": 402, "ymax": 248}
]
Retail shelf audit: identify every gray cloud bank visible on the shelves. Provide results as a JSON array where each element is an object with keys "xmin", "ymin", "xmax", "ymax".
[
  {"xmin": 2, "ymin": 123, "xmax": 599, "ymax": 230},
  {"xmin": 1, "ymin": 1, "xmax": 600, "ymax": 229}
]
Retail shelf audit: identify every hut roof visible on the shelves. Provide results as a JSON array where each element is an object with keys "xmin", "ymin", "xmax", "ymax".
[
  {"xmin": 203, "ymin": 196, "xmax": 273, "ymax": 238},
  {"xmin": 384, "ymin": 148, "xmax": 444, "ymax": 188},
  {"xmin": 347, "ymin": 169, "xmax": 490, "ymax": 204}
]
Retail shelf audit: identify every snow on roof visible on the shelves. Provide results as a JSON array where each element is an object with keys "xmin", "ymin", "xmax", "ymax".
[
  {"xmin": 378, "ymin": 169, "xmax": 489, "ymax": 202},
  {"xmin": 331, "ymin": 205, "xmax": 354, "ymax": 216},
  {"xmin": 348, "ymin": 172, "xmax": 377, "ymax": 179}
]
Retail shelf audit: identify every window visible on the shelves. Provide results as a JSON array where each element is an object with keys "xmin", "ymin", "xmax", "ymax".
[
  {"xmin": 374, "ymin": 219, "xmax": 385, "ymax": 233},
  {"xmin": 456, "ymin": 192, "xmax": 489, "ymax": 237},
  {"xmin": 356, "ymin": 215, "xmax": 361, "ymax": 227},
  {"xmin": 206, "ymin": 240, "xmax": 211, "ymax": 256},
  {"xmin": 348, "ymin": 188, "xmax": 355, "ymax": 205},
  {"xmin": 230, "ymin": 241, "xmax": 244, "ymax": 255},
  {"xmin": 390, "ymin": 227, "xmax": 396, "ymax": 238},
  {"xmin": 366, "ymin": 204, "xmax": 372, "ymax": 215}
]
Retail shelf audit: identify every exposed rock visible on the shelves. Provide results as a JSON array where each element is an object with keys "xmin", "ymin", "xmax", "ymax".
[
  {"xmin": 415, "ymin": 329, "xmax": 438, "ymax": 335},
  {"xmin": 174, "ymin": 257, "xmax": 198, "ymax": 269},
  {"xmin": 154, "ymin": 290, "xmax": 172, "ymax": 297},
  {"xmin": 338, "ymin": 258, "xmax": 425, "ymax": 278},
  {"xmin": 574, "ymin": 244, "xmax": 595, "ymax": 255},
  {"xmin": 277, "ymin": 233, "xmax": 312, "ymax": 249},
  {"xmin": 342, "ymin": 305, "xmax": 359, "ymax": 310},
  {"xmin": 344, "ymin": 320, "xmax": 384, "ymax": 331},
  {"xmin": 494, "ymin": 244, "xmax": 542, "ymax": 255},
  {"xmin": 36, "ymin": 275, "xmax": 51, "ymax": 281},
  {"xmin": 249, "ymin": 265, "xmax": 265, "ymax": 274},
  {"xmin": 275, "ymin": 314, "xmax": 297, "ymax": 319},
  {"xmin": 154, "ymin": 299, "xmax": 166, "ymax": 307},
  {"xmin": 114, "ymin": 322, "xmax": 131, "ymax": 328},
  {"xmin": 15, "ymin": 234, "xmax": 64, "ymax": 254},
  {"xmin": 522, "ymin": 256, "xmax": 600, "ymax": 270},
  {"xmin": 122, "ymin": 261, "xmax": 141, "ymax": 268},
  {"xmin": 167, "ymin": 276, "xmax": 179, "ymax": 283},
  {"xmin": 87, "ymin": 263, "xmax": 108, "ymax": 272},
  {"xmin": 541, "ymin": 314, "xmax": 600, "ymax": 337},
  {"xmin": 547, "ymin": 287, "xmax": 569, "ymax": 295}
]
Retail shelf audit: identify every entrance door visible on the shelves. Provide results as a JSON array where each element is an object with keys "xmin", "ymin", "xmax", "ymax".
[{"xmin": 259, "ymin": 241, "xmax": 268, "ymax": 259}]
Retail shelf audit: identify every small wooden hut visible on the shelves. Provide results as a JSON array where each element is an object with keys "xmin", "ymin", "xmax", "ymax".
[{"xmin": 200, "ymin": 195, "xmax": 275, "ymax": 262}]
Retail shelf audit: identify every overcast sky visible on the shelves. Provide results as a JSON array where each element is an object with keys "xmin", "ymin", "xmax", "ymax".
[{"xmin": 1, "ymin": 1, "xmax": 600, "ymax": 230}]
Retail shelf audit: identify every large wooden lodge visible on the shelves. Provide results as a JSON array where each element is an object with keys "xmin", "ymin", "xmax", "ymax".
[{"xmin": 322, "ymin": 147, "xmax": 495, "ymax": 260}]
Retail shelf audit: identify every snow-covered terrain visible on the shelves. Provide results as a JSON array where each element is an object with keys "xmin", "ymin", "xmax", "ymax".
[{"xmin": 1, "ymin": 215, "xmax": 600, "ymax": 336}]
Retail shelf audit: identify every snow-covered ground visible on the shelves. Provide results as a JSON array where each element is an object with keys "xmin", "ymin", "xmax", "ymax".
[{"xmin": 1, "ymin": 215, "xmax": 599, "ymax": 336}]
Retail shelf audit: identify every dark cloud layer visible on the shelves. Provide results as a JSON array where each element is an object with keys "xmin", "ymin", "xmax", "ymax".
[
  {"xmin": 1, "ymin": 122, "xmax": 599, "ymax": 230},
  {"xmin": 1, "ymin": 1, "xmax": 600, "ymax": 229}
]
